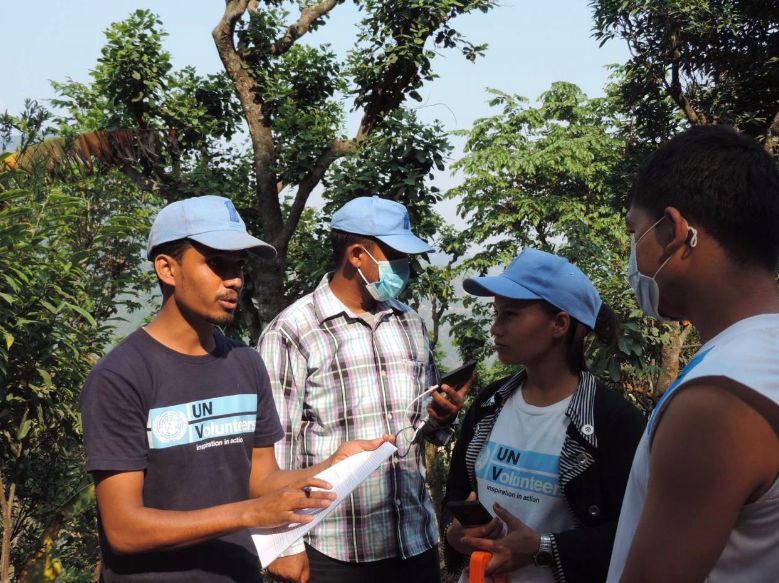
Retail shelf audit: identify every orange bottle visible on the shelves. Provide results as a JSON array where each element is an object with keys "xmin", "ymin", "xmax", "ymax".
[{"xmin": 469, "ymin": 551, "xmax": 507, "ymax": 583}]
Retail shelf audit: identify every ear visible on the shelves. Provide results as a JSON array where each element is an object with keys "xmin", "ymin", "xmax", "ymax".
[
  {"xmin": 551, "ymin": 311, "xmax": 571, "ymax": 339},
  {"xmin": 345, "ymin": 243, "xmax": 367, "ymax": 270},
  {"xmin": 154, "ymin": 254, "xmax": 178, "ymax": 289},
  {"xmin": 661, "ymin": 207, "xmax": 695, "ymax": 257}
]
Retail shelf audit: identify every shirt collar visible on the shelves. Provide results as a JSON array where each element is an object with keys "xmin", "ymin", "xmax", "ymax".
[
  {"xmin": 565, "ymin": 371, "xmax": 598, "ymax": 448},
  {"xmin": 489, "ymin": 369, "xmax": 599, "ymax": 448},
  {"xmin": 311, "ymin": 273, "xmax": 407, "ymax": 325}
]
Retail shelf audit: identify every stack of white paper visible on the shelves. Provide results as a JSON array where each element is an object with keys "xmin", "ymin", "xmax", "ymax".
[{"xmin": 251, "ymin": 441, "xmax": 397, "ymax": 567}]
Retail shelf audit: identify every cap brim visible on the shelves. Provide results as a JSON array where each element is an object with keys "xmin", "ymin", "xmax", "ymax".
[
  {"xmin": 374, "ymin": 233, "xmax": 434, "ymax": 254},
  {"xmin": 190, "ymin": 231, "xmax": 277, "ymax": 260},
  {"xmin": 463, "ymin": 275, "xmax": 543, "ymax": 300}
]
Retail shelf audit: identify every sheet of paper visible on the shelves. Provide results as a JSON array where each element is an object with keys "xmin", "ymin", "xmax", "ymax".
[{"xmin": 250, "ymin": 441, "xmax": 397, "ymax": 567}]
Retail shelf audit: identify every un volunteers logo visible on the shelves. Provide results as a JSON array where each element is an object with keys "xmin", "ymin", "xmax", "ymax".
[
  {"xmin": 152, "ymin": 410, "xmax": 188, "ymax": 443},
  {"xmin": 475, "ymin": 442, "xmax": 495, "ymax": 479}
]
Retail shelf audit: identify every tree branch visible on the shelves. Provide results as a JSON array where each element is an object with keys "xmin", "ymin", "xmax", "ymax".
[
  {"xmin": 272, "ymin": 0, "xmax": 341, "ymax": 56},
  {"xmin": 213, "ymin": 1, "xmax": 284, "ymax": 240},
  {"xmin": 667, "ymin": 27, "xmax": 706, "ymax": 126},
  {"xmin": 764, "ymin": 109, "xmax": 779, "ymax": 156},
  {"xmin": 353, "ymin": 8, "xmax": 455, "ymax": 140},
  {"xmin": 238, "ymin": 276, "xmax": 263, "ymax": 346},
  {"xmin": 657, "ymin": 323, "xmax": 694, "ymax": 393},
  {"xmin": 276, "ymin": 138, "xmax": 356, "ymax": 250},
  {"xmin": 355, "ymin": 55, "xmax": 424, "ymax": 140}
]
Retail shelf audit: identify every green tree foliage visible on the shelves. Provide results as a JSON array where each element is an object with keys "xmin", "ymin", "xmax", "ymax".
[
  {"xmin": 0, "ymin": 6, "xmax": 491, "ymax": 576},
  {"xmin": 446, "ymin": 82, "xmax": 682, "ymax": 408},
  {"xmin": 0, "ymin": 104, "xmax": 159, "ymax": 581},
  {"xmin": 52, "ymin": 4, "xmax": 495, "ymax": 342},
  {"xmin": 589, "ymin": 0, "xmax": 778, "ymax": 390},
  {"xmin": 51, "ymin": 9, "xmax": 243, "ymax": 192},
  {"xmin": 591, "ymin": 0, "xmax": 779, "ymax": 155}
]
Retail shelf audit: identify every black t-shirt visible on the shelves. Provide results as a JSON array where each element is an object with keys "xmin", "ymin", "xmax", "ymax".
[{"xmin": 80, "ymin": 328, "xmax": 284, "ymax": 582}]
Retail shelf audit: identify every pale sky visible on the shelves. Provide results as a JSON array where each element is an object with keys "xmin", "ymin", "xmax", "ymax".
[{"xmin": 3, "ymin": 1, "xmax": 627, "ymax": 138}]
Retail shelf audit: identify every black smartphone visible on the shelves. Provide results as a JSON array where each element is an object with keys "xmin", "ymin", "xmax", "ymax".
[
  {"xmin": 446, "ymin": 499, "xmax": 493, "ymax": 527},
  {"xmin": 439, "ymin": 361, "xmax": 477, "ymax": 390}
]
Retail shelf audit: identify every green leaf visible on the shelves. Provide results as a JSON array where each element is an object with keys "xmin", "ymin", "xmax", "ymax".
[
  {"xmin": 68, "ymin": 304, "xmax": 97, "ymax": 328},
  {"xmin": 37, "ymin": 368, "xmax": 52, "ymax": 387},
  {"xmin": 17, "ymin": 417, "xmax": 31, "ymax": 441}
]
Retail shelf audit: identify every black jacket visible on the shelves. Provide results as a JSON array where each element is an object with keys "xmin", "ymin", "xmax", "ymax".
[{"xmin": 443, "ymin": 371, "xmax": 645, "ymax": 583}]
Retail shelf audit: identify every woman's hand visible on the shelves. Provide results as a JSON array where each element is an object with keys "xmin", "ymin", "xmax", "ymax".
[
  {"xmin": 461, "ymin": 502, "xmax": 542, "ymax": 575},
  {"xmin": 446, "ymin": 492, "xmax": 505, "ymax": 555}
]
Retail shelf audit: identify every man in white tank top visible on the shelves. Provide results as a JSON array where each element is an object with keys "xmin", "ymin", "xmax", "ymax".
[{"xmin": 607, "ymin": 125, "xmax": 779, "ymax": 582}]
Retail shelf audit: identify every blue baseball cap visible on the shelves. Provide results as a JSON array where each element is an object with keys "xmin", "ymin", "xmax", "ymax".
[
  {"xmin": 463, "ymin": 248, "xmax": 602, "ymax": 328},
  {"xmin": 146, "ymin": 195, "xmax": 276, "ymax": 260},
  {"xmin": 331, "ymin": 196, "xmax": 434, "ymax": 254}
]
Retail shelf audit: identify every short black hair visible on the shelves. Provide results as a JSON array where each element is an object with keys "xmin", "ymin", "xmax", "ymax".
[
  {"xmin": 631, "ymin": 125, "xmax": 779, "ymax": 271},
  {"xmin": 149, "ymin": 238, "xmax": 191, "ymax": 295},
  {"xmin": 330, "ymin": 229, "xmax": 378, "ymax": 266},
  {"xmin": 149, "ymin": 238, "xmax": 191, "ymax": 263}
]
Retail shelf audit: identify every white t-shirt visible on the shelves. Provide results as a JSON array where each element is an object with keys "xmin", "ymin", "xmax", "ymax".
[
  {"xmin": 459, "ymin": 387, "xmax": 576, "ymax": 583},
  {"xmin": 608, "ymin": 314, "xmax": 779, "ymax": 583}
]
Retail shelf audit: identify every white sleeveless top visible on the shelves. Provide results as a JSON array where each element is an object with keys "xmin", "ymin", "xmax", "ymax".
[{"xmin": 608, "ymin": 314, "xmax": 779, "ymax": 582}]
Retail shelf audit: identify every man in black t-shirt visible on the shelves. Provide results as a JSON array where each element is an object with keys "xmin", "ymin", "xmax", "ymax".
[{"xmin": 80, "ymin": 195, "xmax": 389, "ymax": 582}]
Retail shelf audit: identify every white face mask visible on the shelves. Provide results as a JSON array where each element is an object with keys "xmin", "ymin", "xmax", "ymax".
[{"xmin": 627, "ymin": 216, "xmax": 698, "ymax": 321}]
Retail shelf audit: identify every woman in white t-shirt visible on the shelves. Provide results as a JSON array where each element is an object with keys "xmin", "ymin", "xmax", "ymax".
[{"xmin": 443, "ymin": 249, "xmax": 645, "ymax": 583}]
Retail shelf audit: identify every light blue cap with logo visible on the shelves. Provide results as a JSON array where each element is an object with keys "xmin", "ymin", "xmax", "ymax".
[
  {"xmin": 146, "ymin": 195, "xmax": 276, "ymax": 260},
  {"xmin": 331, "ymin": 196, "xmax": 434, "ymax": 254},
  {"xmin": 463, "ymin": 248, "xmax": 602, "ymax": 328}
]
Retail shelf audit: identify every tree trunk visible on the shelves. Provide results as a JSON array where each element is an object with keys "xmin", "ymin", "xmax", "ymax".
[
  {"xmin": 15, "ymin": 513, "xmax": 64, "ymax": 583},
  {"xmin": 16, "ymin": 483, "xmax": 96, "ymax": 583},
  {"xmin": 91, "ymin": 561, "xmax": 102, "ymax": 583},
  {"xmin": 248, "ymin": 257, "xmax": 290, "ymax": 344},
  {"xmin": 0, "ymin": 473, "xmax": 16, "ymax": 583},
  {"xmin": 656, "ymin": 323, "xmax": 694, "ymax": 394},
  {"xmin": 764, "ymin": 110, "xmax": 779, "ymax": 156}
]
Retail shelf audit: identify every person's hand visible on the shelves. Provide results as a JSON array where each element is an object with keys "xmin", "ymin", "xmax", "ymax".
[
  {"xmin": 247, "ymin": 477, "xmax": 335, "ymax": 528},
  {"xmin": 446, "ymin": 492, "xmax": 504, "ymax": 555},
  {"xmin": 461, "ymin": 502, "xmax": 541, "ymax": 575},
  {"xmin": 428, "ymin": 372, "xmax": 476, "ymax": 424},
  {"xmin": 267, "ymin": 551, "xmax": 309, "ymax": 583},
  {"xmin": 330, "ymin": 434, "xmax": 395, "ymax": 465}
]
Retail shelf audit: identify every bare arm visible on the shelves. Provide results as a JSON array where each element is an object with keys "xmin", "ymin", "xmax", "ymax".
[
  {"xmin": 95, "ymin": 470, "xmax": 335, "ymax": 555},
  {"xmin": 250, "ymin": 446, "xmax": 326, "ymax": 496},
  {"xmin": 619, "ymin": 381, "xmax": 779, "ymax": 583},
  {"xmin": 249, "ymin": 437, "xmax": 392, "ymax": 497}
]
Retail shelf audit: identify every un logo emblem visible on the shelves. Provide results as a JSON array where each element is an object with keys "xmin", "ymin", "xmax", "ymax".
[
  {"xmin": 152, "ymin": 410, "xmax": 188, "ymax": 443},
  {"xmin": 224, "ymin": 200, "xmax": 242, "ymax": 224}
]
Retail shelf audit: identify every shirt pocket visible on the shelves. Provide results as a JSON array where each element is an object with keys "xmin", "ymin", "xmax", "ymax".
[{"xmin": 385, "ymin": 358, "xmax": 428, "ymax": 424}]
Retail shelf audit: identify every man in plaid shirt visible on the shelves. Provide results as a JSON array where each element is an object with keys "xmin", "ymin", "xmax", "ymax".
[{"xmin": 258, "ymin": 196, "xmax": 472, "ymax": 583}]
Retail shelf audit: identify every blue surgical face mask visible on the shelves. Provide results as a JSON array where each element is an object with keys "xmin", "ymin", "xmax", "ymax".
[
  {"xmin": 357, "ymin": 247, "xmax": 410, "ymax": 302},
  {"xmin": 627, "ymin": 216, "xmax": 697, "ymax": 321}
]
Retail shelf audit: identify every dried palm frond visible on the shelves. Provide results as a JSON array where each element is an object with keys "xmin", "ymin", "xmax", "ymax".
[{"xmin": 2, "ymin": 129, "xmax": 179, "ymax": 178}]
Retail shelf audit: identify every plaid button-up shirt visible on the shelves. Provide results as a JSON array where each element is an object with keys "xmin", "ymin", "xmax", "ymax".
[{"xmin": 258, "ymin": 275, "xmax": 452, "ymax": 562}]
